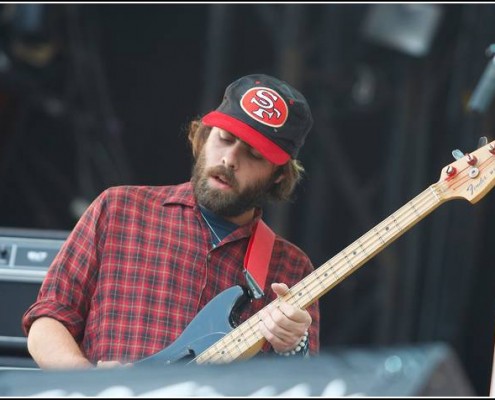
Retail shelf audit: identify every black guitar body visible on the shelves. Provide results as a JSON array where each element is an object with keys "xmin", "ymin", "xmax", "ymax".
[{"xmin": 134, "ymin": 285, "xmax": 251, "ymax": 367}]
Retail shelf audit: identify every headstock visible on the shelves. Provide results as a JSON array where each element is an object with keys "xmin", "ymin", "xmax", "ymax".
[{"xmin": 438, "ymin": 137, "xmax": 495, "ymax": 203}]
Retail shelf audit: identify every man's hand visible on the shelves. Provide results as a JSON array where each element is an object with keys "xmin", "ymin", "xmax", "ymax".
[{"xmin": 258, "ymin": 282, "xmax": 312, "ymax": 354}]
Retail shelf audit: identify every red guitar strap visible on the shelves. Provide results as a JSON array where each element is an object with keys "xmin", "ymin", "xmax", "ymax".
[{"xmin": 243, "ymin": 219, "xmax": 275, "ymax": 299}]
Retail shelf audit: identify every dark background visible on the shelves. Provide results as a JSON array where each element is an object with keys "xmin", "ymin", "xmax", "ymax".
[{"xmin": 0, "ymin": 3, "xmax": 495, "ymax": 395}]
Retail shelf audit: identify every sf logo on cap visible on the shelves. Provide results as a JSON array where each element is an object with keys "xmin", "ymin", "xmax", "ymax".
[{"xmin": 240, "ymin": 87, "xmax": 288, "ymax": 128}]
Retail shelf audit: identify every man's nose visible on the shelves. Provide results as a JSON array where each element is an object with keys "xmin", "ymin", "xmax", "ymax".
[{"xmin": 222, "ymin": 142, "xmax": 242, "ymax": 169}]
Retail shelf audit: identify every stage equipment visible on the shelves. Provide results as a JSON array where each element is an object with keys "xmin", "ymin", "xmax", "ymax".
[
  {"xmin": 468, "ymin": 44, "xmax": 495, "ymax": 114},
  {"xmin": 0, "ymin": 342, "xmax": 474, "ymax": 396},
  {"xmin": 0, "ymin": 227, "xmax": 68, "ymax": 368},
  {"xmin": 361, "ymin": 4, "xmax": 442, "ymax": 57}
]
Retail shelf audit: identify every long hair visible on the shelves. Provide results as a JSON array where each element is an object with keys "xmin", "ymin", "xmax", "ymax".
[{"xmin": 186, "ymin": 119, "xmax": 305, "ymax": 202}]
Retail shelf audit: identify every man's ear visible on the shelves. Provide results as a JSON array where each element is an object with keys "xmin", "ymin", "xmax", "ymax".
[{"xmin": 274, "ymin": 174, "xmax": 285, "ymax": 184}]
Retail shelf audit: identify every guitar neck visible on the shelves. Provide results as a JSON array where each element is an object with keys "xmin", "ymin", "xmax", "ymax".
[
  {"xmin": 288, "ymin": 183, "xmax": 445, "ymax": 309},
  {"xmin": 195, "ymin": 182, "xmax": 446, "ymax": 365}
]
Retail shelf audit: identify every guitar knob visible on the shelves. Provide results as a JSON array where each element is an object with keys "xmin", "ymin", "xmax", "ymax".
[
  {"xmin": 452, "ymin": 149, "xmax": 464, "ymax": 160},
  {"xmin": 478, "ymin": 136, "xmax": 488, "ymax": 148},
  {"xmin": 446, "ymin": 165, "xmax": 457, "ymax": 176},
  {"xmin": 466, "ymin": 153, "xmax": 478, "ymax": 165}
]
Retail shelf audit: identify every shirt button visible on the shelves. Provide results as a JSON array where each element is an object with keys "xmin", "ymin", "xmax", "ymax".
[{"xmin": 207, "ymin": 254, "xmax": 212, "ymax": 261}]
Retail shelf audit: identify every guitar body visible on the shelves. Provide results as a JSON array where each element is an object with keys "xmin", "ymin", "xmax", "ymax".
[{"xmin": 135, "ymin": 285, "xmax": 250, "ymax": 366}]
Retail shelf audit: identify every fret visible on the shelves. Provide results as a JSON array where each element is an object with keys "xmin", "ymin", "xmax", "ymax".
[
  {"xmin": 373, "ymin": 226, "xmax": 385, "ymax": 244},
  {"xmin": 391, "ymin": 214, "xmax": 402, "ymax": 232},
  {"xmin": 342, "ymin": 249, "xmax": 355, "ymax": 270},
  {"xmin": 357, "ymin": 238, "xmax": 369, "ymax": 258},
  {"xmin": 315, "ymin": 268, "xmax": 328, "ymax": 290},
  {"xmin": 292, "ymin": 280, "xmax": 310, "ymax": 308},
  {"xmin": 408, "ymin": 200, "xmax": 420, "ymax": 217},
  {"xmin": 429, "ymin": 185, "xmax": 441, "ymax": 202},
  {"xmin": 231, "ymin": 330, "xmax": 248, "ymax": 353},
  {"xmin": 325, "ymin": 261, "xmax": 339, "ymax": 280}
]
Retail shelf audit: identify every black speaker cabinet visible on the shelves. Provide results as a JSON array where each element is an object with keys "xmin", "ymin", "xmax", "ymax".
[{"xmin": 0, "ymin": 227, "xmax": 69, "ymax": 367}]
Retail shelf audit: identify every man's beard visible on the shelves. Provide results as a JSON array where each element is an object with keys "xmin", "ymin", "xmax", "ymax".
[{"xmin": 191, "ymin": 152, "xmax": 277, "ymax": 218}]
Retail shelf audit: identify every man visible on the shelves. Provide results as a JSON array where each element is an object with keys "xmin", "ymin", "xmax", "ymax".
[{"xmin": 22, "ymin": 73, "xmax": 320, "ymax": 369}]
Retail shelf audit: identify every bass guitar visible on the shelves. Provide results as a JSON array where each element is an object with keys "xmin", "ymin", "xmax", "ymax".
[{"xmin": 136, "ymin": 138, "xmax": 495, "ymax": 367}]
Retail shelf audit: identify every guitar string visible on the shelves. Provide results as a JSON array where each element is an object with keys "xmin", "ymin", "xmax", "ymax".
[
  {"xmin": 197, "ymin": 156, "xmax": 495, "ymax": 363},
  {"xmin": 206, "ymin": 201, "xmax": 448, "ymax": 362},
  {"xmin": 206, "ymin": 194, "xmax": 482, "ymax": 363},
  {"xmin": 201, "ymin": 182, "xmax": 452, "ymax": 364},
  {"xmin": 197, "ymin": 187, "xmax": 442, "ymax": 364},
  {"xmin": 200, "ymin": 187, "xmax": 445, "ymax": 363},
  {"xmin": 200, "ymin": 187, "xmax": 443, "ymax": 364}
]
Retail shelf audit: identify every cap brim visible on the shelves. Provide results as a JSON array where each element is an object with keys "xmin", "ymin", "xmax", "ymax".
[{"xmin": 202, "ymin": 111, "xmax": 290, "ymax": 166}]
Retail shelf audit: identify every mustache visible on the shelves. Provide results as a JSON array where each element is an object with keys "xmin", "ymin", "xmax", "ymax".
[{"xmin": 206, "ymin": 165, "xmax": 239, "ymax": 189}]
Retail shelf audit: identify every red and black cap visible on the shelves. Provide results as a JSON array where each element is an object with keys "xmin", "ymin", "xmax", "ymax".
[{"xmin": 202, "ymin": 74, "xmax": 313, "ymax": 165}]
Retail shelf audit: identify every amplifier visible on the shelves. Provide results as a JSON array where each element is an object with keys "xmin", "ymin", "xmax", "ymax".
[
  {"xmin": 0, "ymin": 227, "xmax": 69, "ymax": 284},
  {"xmin": 0, "ymin": 227, "xmax": 69, "ymax": 365}
]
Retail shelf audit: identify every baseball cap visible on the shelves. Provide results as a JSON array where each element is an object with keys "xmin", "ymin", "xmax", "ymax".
[{"xmin": 202, "ymin": 74, "xmax": 313, "ymax": 165}]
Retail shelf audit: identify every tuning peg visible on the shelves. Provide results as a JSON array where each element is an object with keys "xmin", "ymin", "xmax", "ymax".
[
  {"xmin": 478, "ymin": 136, "xmax": 488, "ymax": 148},
  {"xmin": 446, "ymin": 165, "xmax": 457, "ymax": 176},
  {"xmin": 466, "ymin": 153, "xmax": 478, "ymax": 165},
  {"xmin": 452, "ymin": 149, "xmax": 464, "ymax": 160}
]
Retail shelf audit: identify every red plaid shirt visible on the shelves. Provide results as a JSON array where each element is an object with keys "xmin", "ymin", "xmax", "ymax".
[{"xmin": 22, "ymin": 182, "xmax": 320, "ymax": 363}]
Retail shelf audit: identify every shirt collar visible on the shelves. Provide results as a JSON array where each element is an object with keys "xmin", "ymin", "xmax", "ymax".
[{"xmin": 161, "ymin": 181, "xmax": 196, "ymax": 207}]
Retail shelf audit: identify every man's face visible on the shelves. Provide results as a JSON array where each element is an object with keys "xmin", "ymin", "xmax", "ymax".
[{"xmin": 191, "ymin": 128, "xmax": 280, "ymax": 218}]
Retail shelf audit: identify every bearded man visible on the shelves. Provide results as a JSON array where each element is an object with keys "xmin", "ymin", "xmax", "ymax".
[{"xmin": 22, "ymin": 74, "xmax": 320, "ymax": 369}]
